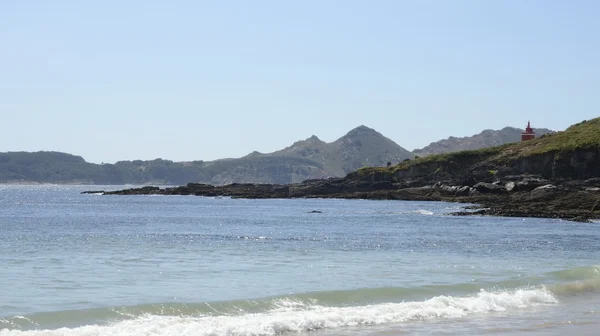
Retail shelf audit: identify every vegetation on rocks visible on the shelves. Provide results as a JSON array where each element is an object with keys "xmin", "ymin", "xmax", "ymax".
[
  {"xmin": 356, "ymin": 118, "xmax": 600, "ymax": 182},
  {"xmin": 509, "ymin": 118, "xmax": 600, "ymax": 155},
  {"xmin": 412, "ymin": 126, "xmax": 555, "ymax": 156}
]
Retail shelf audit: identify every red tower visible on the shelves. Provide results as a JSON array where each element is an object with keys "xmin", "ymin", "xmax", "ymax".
[{"xmin": 521, "ymin": 121, "xmax": 536, "ymax": 141}]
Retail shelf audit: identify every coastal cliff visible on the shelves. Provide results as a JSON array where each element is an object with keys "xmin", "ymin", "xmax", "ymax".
[{"xmin": 88, "ymin": 118, "xmax": 600, "ymax": 222}]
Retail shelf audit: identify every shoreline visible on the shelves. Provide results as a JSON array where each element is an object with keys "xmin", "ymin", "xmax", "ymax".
[
  {"xmin": 83, "ymin": 176, "xmax": 600, "ymax": 223},
  {"xmin": 0, "ymin": 182, "xmax": 175, "ymax": 186}
]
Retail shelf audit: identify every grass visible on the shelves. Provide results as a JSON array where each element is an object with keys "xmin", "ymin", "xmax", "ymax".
[
  {"xmin": 509, "ymin": 118, "xmax": 600, "ymax": 156},
  {"xmin": 353, "ymin": 117, "xmax": 600, "ymax": 177},
  {"xmin": 355, "ymin": 166, "xmax": 389, "ymax": 176},
  {"xmin": 388, "ymin": 144, "xmax": 510, "ymax": 172},
  {"xmin": 401, "ymin": 117, "xmax": 600, "ymax": 167},
  {"xmin": 354, "ymin": 145, "xmax": 508, "ymax": 176}
]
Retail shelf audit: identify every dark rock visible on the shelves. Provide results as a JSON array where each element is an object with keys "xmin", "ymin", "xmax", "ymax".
[
  {"xmin": 455, "ymin": 186, "xmax": 471, "ymax": 196},
  {"xmin": 584, "ymin": 178, "xmax": 600, "ymax": 187},
  {"xmin": 434, "ymin": 183, "xmax": 458, "ymax": 194},
  {"xmin": 81, "ymin": 190, "xmax": 105, "ymax": 194},
  {"xmin": 512, "ymin": 177, "xmax": 548, "ymax": 192},
  {"xmin": 570, "ymin": 216, "xmax": 592, "ymax": 223},
  {"xmin": 308, "ymin": 210, "xmax": 323, "ymax": 213},
  {"xmin": 495, "ymin": 166, "xmax": 515, "ymax": 177},
  {"xmin": 530, "ymin": 184, "xmax": 557, "ymax": 199},
  {"xmin": 500, "ymin": 175, "xmax": 527, "ymax": 182},
  {"xmin": 104, "ymin": 186, "xmax": 161, "ymax": 195},
  {"xmin": 510, "ymin": 153, "xmax": 554, "ymax": 179},
  {"xmin": 469, "ymin": 188, "xmax": 481, "ymax": 196},
  {"xmin": 440, "ymin": 185, "xmax": 458, "ymax": 194},
  {"xmin": 96, "ymin": 176, "xmax": 600, "ymax": 223},
  {"xmin": 459, "ymin": 175, "xmax": 478, "ymax": 187},
  {"xmin": 473, "ymin": 182, "xmax": 506, "ymax": 194}
]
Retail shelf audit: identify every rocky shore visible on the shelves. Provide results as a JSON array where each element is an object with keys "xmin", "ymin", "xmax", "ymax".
[
  {"xmin": 83, "ymin": 174, "xmax": 600, "ymax": 222},
  {"xmin": 84, "ymin": 118, "xmax": 600, "ymax": 222}
]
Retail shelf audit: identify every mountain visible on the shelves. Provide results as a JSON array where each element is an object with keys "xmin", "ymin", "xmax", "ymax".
[
  {"xmin": 269, "ymin": 125, "xmax": 414, "ymax": 175},
  {"xmin": 412, "ymin": 126, "xmax": 555, "ymax": 156},
  {"xmin": 197, "ymin": 125, "xmax": 413, "ymax": 184},
  {"xmin": 0, "ymin": 126, "xmax": 413, "ymax": 185}
]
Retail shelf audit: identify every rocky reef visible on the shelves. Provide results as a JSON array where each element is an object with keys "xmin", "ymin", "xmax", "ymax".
[
  {"xmin": 85, "ymin": 173, "xmax": 600, "ymax": 222},
  {"xmin": 86, "ymin": 118, "xmax": 600, "ymax": 222}
]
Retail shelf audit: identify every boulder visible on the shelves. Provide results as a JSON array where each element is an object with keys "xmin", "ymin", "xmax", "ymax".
[
  {"xmin": 584, "ymin": 178, "xmax": 600, "ymax": 187},
  {"xmin": 81, "ymin": 190, "xmax": 105, "ymax": 194},
  {"xmin": 455, "ymin": 186, "xmax": 471, "ymax": 196},
  {"xmin": 435, "ymin": 183, "xmax": 458, "ymax": 194},
  {"xmin": 458, "ymin": 175, "xmax": 478, "ymax": 187},
  {"xmin": 530, "ymin": 184, "xmax": 557, "ymax": 199},
  {"xmin": 505, "ymin": 181, "xmax": 516, "ymax": 192},
  {"xmin": 469, "ymin": 188, "xmax": 481, "ymax": 196},
  {"xmin": 440, "ymin": 185, "xmax": 458, "ymax": 194},
  {"xmin": 512, "ymin": 177, "xmax": 549, "ymax": 192},
  {"xmin": 473, "ymin": 182, "xmax": 506, "ymax": 194}
]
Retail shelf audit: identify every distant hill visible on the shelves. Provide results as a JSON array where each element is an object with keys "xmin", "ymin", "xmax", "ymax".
[
  {"xmin": 0, "ymin": 151, "xmax": 121, "ymax": 184},
  {"xmin": 412, "ymin": 126, "xmax": 555, "ymax": 156},
  {"xmin": 269, "ymin": 125, "xmax": 414, "ymax": 175},
  {"xmin": 0, "ymin": 126, "xmax": 413, "ymax": 185}
]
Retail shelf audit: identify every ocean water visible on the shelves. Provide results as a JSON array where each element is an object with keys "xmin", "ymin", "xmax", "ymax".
[{"xmin": 1, "ymin": 185, "xmax": 599, "ymax": 336}]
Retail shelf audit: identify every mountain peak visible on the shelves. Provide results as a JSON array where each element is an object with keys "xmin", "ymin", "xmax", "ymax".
[
  {"xmin": 305, "ymin": 135, "xmax": 324, "ymax": 143},
  {"xmin": 243, "ymin": 151, "xmax": 263, "ymax": 158},
  {"xmin": 343, "ymin": 125, "xmax": 381, "ymax": 138},
  {"xmin": 350, "ymin": 125, "xmax": 376, "ymax": 132}
]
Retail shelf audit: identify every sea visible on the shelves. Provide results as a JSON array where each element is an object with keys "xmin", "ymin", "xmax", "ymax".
[{"xmin": 1, "ymin": 185, "xmax": 599, "ymax": 336}]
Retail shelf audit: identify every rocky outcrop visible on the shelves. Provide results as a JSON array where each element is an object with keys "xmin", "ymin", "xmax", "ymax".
[
  {"xmin": 88, "ymin": 118, "xmax": 600, "ymax": 222},
  {"xmin": 88, "ymin": 171, "xmax": 600, "ymax": 222},
  {"xmin": 384, "ymin": 148, "xmax": 600, "ymax": 188},
  {"xmin": 473, "ymin": 182, "xmax": 506, "ymax": 194}
]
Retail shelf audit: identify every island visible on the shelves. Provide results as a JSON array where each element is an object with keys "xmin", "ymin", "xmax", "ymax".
[{"xmin": 85, "ymin": 118, "xmax": 600, "ymax": 222}]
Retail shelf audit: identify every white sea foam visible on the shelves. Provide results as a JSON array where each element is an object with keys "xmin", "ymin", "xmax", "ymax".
[
  {"xmin": 415, "ymin": 209, "xmax": 434, "ymax": 215},
  {"xmin": 0, "ymin": 288, "xmax": 557, "ymax": 336}
]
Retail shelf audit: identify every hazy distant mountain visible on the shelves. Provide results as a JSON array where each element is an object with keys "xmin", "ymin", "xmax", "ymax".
[
  {"xmin": 412, "ymin": 126, "xmax": 555, "ymax": 156},
  {"xmin": 269, "ymin": 125, "xmax": 414, "ymax": 175},
  {"xmin": 195, "ymin": 125, "xmax": 413, "ymax": 185},
  {"xmin": 0, "ymin": 126, "xmax": 413, "ymax": 185}
]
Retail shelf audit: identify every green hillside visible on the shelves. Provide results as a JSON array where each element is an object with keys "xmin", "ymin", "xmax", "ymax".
[
  {"xmin": 412, "ymin": 126, "xmax": 555, "ymax": 156},
  {"xmin": 358, "ymin": 117, "xmax": 600, "ymax": 181}
]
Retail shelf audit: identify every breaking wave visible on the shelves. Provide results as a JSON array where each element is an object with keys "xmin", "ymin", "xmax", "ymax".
[{"xmin": 2, "ymin": 265, "xmax": 600, "ymax": 336}]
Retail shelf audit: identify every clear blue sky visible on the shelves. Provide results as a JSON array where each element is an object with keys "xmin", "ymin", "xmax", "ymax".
[{"xmin": 1, "ymin": 0, "xmax": 598, "ymax": 163}]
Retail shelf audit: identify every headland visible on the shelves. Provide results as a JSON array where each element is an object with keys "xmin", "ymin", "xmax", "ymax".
[{"xmin": 85, "ymin": 118, "xmax": 600, "ymax": 222}]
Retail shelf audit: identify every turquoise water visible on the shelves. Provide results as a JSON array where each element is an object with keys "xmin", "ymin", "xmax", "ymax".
[{"xmin": 1, "ymin": 185, "xmax": 599, "ymax": 335}]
